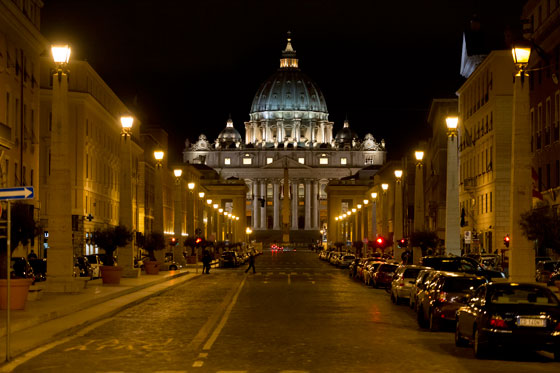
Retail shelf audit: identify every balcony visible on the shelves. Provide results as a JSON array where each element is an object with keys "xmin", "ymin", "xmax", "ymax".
[{"xmin": 0, "ymin": 122, "xmax": 13, "ymax": 149}]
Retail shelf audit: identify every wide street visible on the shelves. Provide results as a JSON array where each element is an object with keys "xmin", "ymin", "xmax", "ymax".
[{"xmin": 12, "ymin": 250, "xmax": 559, "ymax": 373}]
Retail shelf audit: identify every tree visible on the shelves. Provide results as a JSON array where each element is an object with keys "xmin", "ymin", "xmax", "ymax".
[
  {"xmin": 0, "ymin": 202, "xmax": 41, "ymax": 279},
  {"xmin": 143, "ymin": 232, "xmax": 166, "ymax": 261},
  {"xmin": 92, "ymin": 225, "xmax": 132, "ymax": 266},
  {"xmin": 184, "ymin": 237, "xmax": 197, "ymax": 256},
  {"xmin": 352, "ymin": 241, "xmax": 364, "ymax": 257},
  {"xmin": 409, "ymin": 230, "xmax": 439, "ymax": 256},
  {"xmin": 519, "ymin": 202, "xmax": 560, "ymax": 256}
]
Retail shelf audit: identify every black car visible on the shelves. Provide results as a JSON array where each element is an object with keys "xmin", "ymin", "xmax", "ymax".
[
  {"xmin": 11, "ymin": 257, "xmax": 35, "ymax": 282},
  {"xmin": 28, "ymin": 258, "xmax": 47, "ymax": 282},
  {"xmin": 219, "ymin": 251, "xmax": 237, "ymax": 268},
  {"xmin": 74, "ymin": 256, "xmax": 93, "ymax": 278},
  {"xmin": 455, "ymin": 282, "xmax": 560, "ymax": 360},
  {"xmin": 420, "ymin": 256, "xmax": 505, "ymax": 280}
]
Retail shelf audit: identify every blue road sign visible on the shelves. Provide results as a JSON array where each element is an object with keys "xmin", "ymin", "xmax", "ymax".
[{"xmin": 0, "ymin": 186, "xmax": 34, "ymax": 200}]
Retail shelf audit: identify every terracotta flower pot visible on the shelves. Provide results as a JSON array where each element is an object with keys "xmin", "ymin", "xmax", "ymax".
[
  {"xmin": 0, "ymin": 278, "xmax": 33, "ymax": 310},
  {"xmin": 144, "ymin": 261, "xmax": 159, "ymax": 275},
  {"xmin": 100, "ymin": 266, "xmax": 123, "ymax": 285}
]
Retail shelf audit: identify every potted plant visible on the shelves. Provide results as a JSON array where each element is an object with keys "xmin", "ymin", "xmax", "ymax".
[
  {"xmin": 92, "ymin": 225, "xmax": 132, "ymax": 284},
  {"xmin": 0, "ymin": 202, "xmax": 40, "ymax": 309},
  {"xmin": 143, "ymin": 232, "xmax": 165, "ymax": 274}
]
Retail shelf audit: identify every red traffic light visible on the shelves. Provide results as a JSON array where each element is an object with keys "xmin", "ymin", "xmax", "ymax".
[
  {"xmin": 195, "ymin": 238, "xmax": 202, "ymax": 244},
  {"xmin": 504, "ymin": 235, "xmax": 510, "ymax": 248},
  {"xmin": 376, "ymin": 237, "xmax": 384, "ymax": 245}
]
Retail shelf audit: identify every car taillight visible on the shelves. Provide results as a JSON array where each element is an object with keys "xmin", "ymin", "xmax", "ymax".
[
  {"xmin": 555, "ymin": 322, "xmax": 560, "ymax": 331},
  {"xmin": 490, "ymin": 316, "xmax": 508, "ymax": 329}
]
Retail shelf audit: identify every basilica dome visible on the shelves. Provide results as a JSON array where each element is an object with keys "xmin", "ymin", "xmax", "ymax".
[
  {"xmin": 217, "ymin": 117, "xmax": 242, "ymax": 144},
  {"xmin": 335, "ymin": 120, "xmax": 358, "ymax": 144},
  {"xmin": 249, "ymin": 37, "xmax": 328, "ymax": 119}
]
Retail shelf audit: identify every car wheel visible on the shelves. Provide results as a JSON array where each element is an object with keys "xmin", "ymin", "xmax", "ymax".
[
  {"xmin": 473, "ymin": 328, "xmax": 489, "ymax": 358},
  {"xmin": 455, "ymin": 321, "xmax": 468, "ymax": 347},
  {"xmin": 429, "ymin": 310, "xmax": 439, "ymax": 331}
]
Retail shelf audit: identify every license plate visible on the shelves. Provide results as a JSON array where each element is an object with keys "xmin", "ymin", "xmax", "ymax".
[{"xmin": 518, "ymin": 318, "xmax": 546, "ymax": 327}]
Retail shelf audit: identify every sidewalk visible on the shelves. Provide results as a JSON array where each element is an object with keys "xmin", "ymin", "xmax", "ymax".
[{"xmin": 0, "ymin": 266, "xmax": 203, "ymax": 362}]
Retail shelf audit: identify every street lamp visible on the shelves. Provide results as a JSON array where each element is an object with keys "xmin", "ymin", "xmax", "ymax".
[
  {"xmin": 394, "ymin": 169, "xmax": 404, "ymax": 258},
  {"xmin": 445, "ymin": 115, "xmax": 460, "ymax": 256},
  {"xmin": 154, "ymin": 150, "xmax": 164, "ymax": 168},
  {"xmin": 381, "ymin": 184, "xmax": 388, "ymax": 191},
  {"xmin": 120, "ymin": 115, "xmax": 133, "ymax": 139},
  {"xmin": 508, "ymin": 39, "xmax": 534, "ymax": 282},
  {"xmin": 199, "ymin": 192, "xmax": 205, "ymax": 199},
  {"xmin": 188, "ymin": 182, "xmax": 195, "ymax": 190},
  {"xmin": 206, "ymin": 199, "xmax": 212, "ymax": 205}
]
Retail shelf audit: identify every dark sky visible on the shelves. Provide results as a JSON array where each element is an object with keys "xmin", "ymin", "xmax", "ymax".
[{"xmin": 41, "ymin": 0, "xmax": 527, "ymax": 163}]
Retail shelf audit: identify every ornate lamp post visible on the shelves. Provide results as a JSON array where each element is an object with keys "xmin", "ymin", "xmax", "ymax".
[
  {"xmin": 445, "ymin": 116, "xmax": 460, "ymax": 256},
  {"xmin": 47, "ymin": 44, "xmax": 83, "ymax": 292},
  {"xmin": 119, "ymin": 115, "xmax": 139, "ymax": 277},
  {"xmin": 394, "ymin": 170, "xmax": 404, "ymax": 259},
  {"xmin": 172, "ymin": 168, "xmax": 183, "ymax": 252},
  {"xmin": 153, "ymin": 150, "xmax": 165, "ymax": 263},
  {"xmin": 509, "ymin": 39, "xmax": 534, "ymax": 282},
  {"xmin": 413, "ymin": 150, "xmax": 425, "ymax": 264},
  {"xmin": 381, "ymin": 184, "xmax": 389, "ymax": 240},
  {"xmin": 370, "ymin": 192, "xmax": 378, "ymax": 242}
]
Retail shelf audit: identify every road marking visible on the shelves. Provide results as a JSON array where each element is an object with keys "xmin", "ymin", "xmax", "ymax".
[
  {"xmin": 203, "ymin": 276, "xmax": 247, "ymax": 351},
  {"xmin": 291, "ymin": 272, "xmax": 297, "ymax": 275},
  {"xmin": 198, "ymin": 352, "xmax": 208, "ymax": 358},
  {"xmin": 288, "ymin": 274, "xmax": 291, "ymax": 284},
  {"xmin": 192, "ymin": 361, "xmax": 204, "ymax": 367},
  {"xmin": 311, "ymin": 281, "xmax": 315, "ymax": 284},
  {"xmin": 279, "ymin": 272, "xmax": 285, "ymax": 275}
]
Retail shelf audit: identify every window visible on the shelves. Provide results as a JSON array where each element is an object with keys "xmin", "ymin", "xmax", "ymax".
[
  {"xmin": 266, "ymin": 157, "xmax": 273, "ymax": 164},
  {"xmin": 319, "ymin": 158, "xmax": 328, "ymax": 165},
  {"xmin": 298, "ymin": 157, "xmax": 305, "ymax": 164},
  {"xmin": 224, "ymin": 157, "xmax": 231, "ymax": 165},
  {"xmin": 340, "ymin": 157, "xmax": 347, "ymax": 165},
  {"xmin": 242, "ymin": 158, "xmax": 252, "ymax": 165}
]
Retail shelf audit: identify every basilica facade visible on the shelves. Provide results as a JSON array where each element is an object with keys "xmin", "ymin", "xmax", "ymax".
[{"xmin": 183, "ymin": 37, "xmax": 386, "ymax": 243}]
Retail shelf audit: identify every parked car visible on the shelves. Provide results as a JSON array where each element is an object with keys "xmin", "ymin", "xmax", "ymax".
[
  {"xmin": 536, "ymin": 256, "xmax": 553, "ymax": 265},
  {"xmin": 28, "ymin": 258, "xmax": 47, "ymax": 282},
  {"xmin": 74, "ymin": 256, "xmax": 93, "ymax": 278},
  {"xmin": 390, "ymin": 265, "xmax": 429, "ymax": 304},
  {"xmin": 329, "ymin": 252, "xmax": 343, "ymax": 265},
  {"xmin": 420, "ymin": 256, "xmax": 504, "ymax": 280},
  {"xmin": 338, "ymin": 254, "xmax": 356, "ymax": 269},
  {"xmin": 220, "ymin": 251, "xmax": 238, "ymax": 268},
  {"xmin": 455, "ymin": 282, "xmax": 560, "ymax": 360},
  {"xmin": 409, "ymin": 269, "xmax": 435, "ymax": 310},
  {"xmin": 348, "ymin": 258, "xmax": 360, "ymax": 278},
  {"xmin": 159, "ymin": 253, "xmax": 181, "ymax": 271},
  {"xmin": 85, "ymin": 254, "xmax": 104, "ymax": 278},
  {"xmin": 363, "ymin": 261, "xmax": 385, "ymax": 285},
  {"xmin": 417, "ymin": 272, "xmax": 487, "ymax": 331},
  {"xmin": 371, "ymin": 263, "xmax": 399, "ymax": 288},
  {"xmin": 536, "ymin": 260, "xmax": 560, "ymax": 283},
  {"xmin": 549, "ymin": 269, "xmax": 560, "ymax": 286}
]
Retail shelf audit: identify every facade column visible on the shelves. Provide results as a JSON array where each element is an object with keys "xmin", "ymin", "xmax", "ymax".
[
  {"xmin": 291, "ymin": 180, "xmax": 298, "ymax": 229},
  {"xmin": 273, "ymin": 180, "xmax": 280, "ymax": 230},
  {"xmin": 186, "ymin": 188, "xmax": 194, "ymax": 237},
  {"xmin": 312, "ymin": 180, "xmax": 319, "ymax": 229},
  {"xmin": 371, "ymin": 199, "xmax": 377, "ymax": 239},
  {"xmin": 260, "ymin": 180, "xmax": 267, "ymax": 229},
  {"xmin": 253, "ymin": 180, "xmax": 260, "ymax": 230},
  {"xmin": 394, "ymin": 176, "xmax": 404, "ymax": 260},
  {"xmin": 414, "ymin": 158, "xmax": 425, "ymax": 264},
  {"xmin": 304, "ymin": 180, "xmax": 311, "ymax": 229}
]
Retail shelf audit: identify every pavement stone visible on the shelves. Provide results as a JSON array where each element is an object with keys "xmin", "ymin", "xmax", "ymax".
[{"xmin": 0, "ymin": 267, "xmax": 202, "ymax": 362}]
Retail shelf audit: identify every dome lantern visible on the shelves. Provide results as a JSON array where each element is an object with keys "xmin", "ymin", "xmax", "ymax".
[{"xmin": 280, "ymin": 31, "xmax": 298, "ymax": 69}]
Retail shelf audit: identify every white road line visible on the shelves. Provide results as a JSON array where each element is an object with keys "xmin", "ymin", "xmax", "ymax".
[
  {"xmin": 203, "ymin": 276, "xmax": 247, "ymax": 351},
  {"xmin": 198, "ymin": 352, "xmax": 208, "ymax": 358},
  {"xmin": 288, "ymin": 274, "xmax": 291, "ymax": 285},
  {"xmin": 311, "ymin": 281, "xmax": 316, "ymax": 284},
  {"xmin": 192, "ymin": 361, "xmax": 204, "ymax": 367}
]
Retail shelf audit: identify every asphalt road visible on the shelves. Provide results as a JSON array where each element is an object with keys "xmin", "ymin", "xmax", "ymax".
[{"xmin": 11, "ymin": 250, "xmax": 560, "ymax": 372}]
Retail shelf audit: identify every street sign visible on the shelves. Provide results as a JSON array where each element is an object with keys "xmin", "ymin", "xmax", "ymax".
[
  {"xmin": 464, "ymin": 230, "xmax": 472, "ymax": 244},
  {"xmin": 0, "ymin": 186, "xmax": 34, "ymax": 200}
]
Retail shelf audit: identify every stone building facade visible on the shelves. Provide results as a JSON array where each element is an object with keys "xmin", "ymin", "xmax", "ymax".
[{"xmin": 183, "ymin": 38, "xmax": 386, "ymax": 243}]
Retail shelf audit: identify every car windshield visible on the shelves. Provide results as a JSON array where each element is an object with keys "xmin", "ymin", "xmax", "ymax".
[
  {"xmin": 442, "ymin": 278, "xmax": 486, "ymax": 293},
  {"xmin": 489, "ymin": 285, "xmax": 560, "ymax": 306},
  {"xmin": 403, "ymin": 268, "xmax": 422, "ymax": 279},
  {"xmin": 379, "ymin": 264, "xmax": 398, "ymax": 272}
]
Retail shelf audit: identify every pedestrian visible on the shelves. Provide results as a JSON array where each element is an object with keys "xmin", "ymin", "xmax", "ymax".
[
  {"xmin": 27, "ymin": 250, "xmax": 37, "ymax": 260},
  {"xmin": 202, "ymin": 249, "xmax": 212, "ymax": 274},
  {"xmin": 245, "ymin": 252, "xmax": 256, "ymax": 274},
  {"xmin": 401, "ymin": 249, "xmax": 412, "ymax": 265}
]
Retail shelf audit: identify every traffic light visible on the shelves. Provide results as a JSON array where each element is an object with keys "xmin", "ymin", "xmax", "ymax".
[
  {"xmin": 375, "ymin": 237, "xmax": 385, "ymax": 248},
  {"xmin": 398, "ymin": 238, "xmax": 408, "ymax": 248},
  {"xmin": 504, "ymin": 235, "xmax": 510, "ymax": 248},
  {"xmin": 170, "ymin": 237, "xmax": 178, "ymax": 246}
]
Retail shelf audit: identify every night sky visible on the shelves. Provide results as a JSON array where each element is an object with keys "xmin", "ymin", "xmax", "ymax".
[{"xmin": 41, "ymin": 0, "xmax": 527, "ymax": 163}]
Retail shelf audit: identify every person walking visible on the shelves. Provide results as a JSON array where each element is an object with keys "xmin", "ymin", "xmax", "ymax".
[
  {"xmin": 202, "ymin": 249, "xmax": 212, "ymax": 274},
  {"xmin": 245, "ymin": 252, "xmax": 256, "ymax": 274},
  {"xmin": 27, "ymin": 250, "xmax": 37, "ymax": 260}
]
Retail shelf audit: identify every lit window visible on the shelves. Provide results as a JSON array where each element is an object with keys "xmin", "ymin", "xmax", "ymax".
[
  {"xmin": 243, "ymin": 158, "xmax": 252, "ymax": 165},
  {"xmin": 298, "ymin": 158, "xmax": 305, "ymax": 164},
  {"xmin": 224, "ymin": 158, "xmax": 231, "ymax": 165},
  {"xmin": 341, "ymin": 157, "xmax": 347, "ymax": 165},
  {"xmin": 266, "ymin": 157, "xmax": 273, "ymax": 164},
  {"xmin": 319, "ymin": 158, "xmax": 329, "ymax": 165}
]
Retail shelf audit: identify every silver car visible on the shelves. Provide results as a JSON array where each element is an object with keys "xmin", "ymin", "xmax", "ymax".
[{"xmin": 390, "ymin": 265, "xmax": 429, "ymax": 304}]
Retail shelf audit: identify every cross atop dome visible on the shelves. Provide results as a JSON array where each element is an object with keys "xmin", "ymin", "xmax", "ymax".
[
  {"xmin": 226, "ymin": 113, "xmax": 234, "ymax": 127},
  {"xmin": 280, "ymin": 31, "xmax": 298, "ymax": 69}
]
